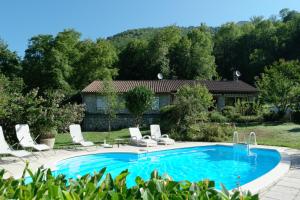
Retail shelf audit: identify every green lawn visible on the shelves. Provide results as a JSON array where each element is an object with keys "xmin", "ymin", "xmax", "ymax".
[
  {"xmin": 234, "ymin": 123, "xmax": 300, "ymax": 149},
  {"xmin": 55, "ymin": 123, "xmax": 300, "ymax": 149},
  {"xmin": 55, "ymin": 128, "xmax": 148, "ymax": 148}
]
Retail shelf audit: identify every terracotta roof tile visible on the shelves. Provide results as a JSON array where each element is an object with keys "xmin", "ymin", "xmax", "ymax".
[{"xmin": 82, "ymin": 80, "xmax": 258, "ymax": 94}]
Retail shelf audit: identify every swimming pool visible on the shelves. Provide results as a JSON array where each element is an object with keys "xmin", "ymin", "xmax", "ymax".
[{"xmin": 54, "ymin": 145, "xmax": 281, "ymax": 189}]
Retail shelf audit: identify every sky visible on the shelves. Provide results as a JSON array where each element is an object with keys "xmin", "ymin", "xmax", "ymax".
[{"xmin": 1, "ymin": 0, "xmax": 300, "ymax": 57}]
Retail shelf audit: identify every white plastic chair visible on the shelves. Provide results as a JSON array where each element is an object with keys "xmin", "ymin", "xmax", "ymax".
[
  {"xmin": 69, "ymin": 124, "xmax": 95, "ymax": 147},
  {"xmin": 129, "ymin": 127, "xmax": 157, "ymax": 147},
  {"xmin": 15, "ymin": 124, "xmax": 50, "ymax": 151},
  {"xmin": 0, "ymin": 126, "xmax": 31, "ymax": 159},
  {"xmin": 150, "ymin": 124, "xmax": 175, "ymax": 145}
]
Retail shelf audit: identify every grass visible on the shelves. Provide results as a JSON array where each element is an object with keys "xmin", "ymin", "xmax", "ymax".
[
  {"xmin": 234, "ymin": 122, "xmax": 300, "ymax": 149},
  {"xmin": 55, "ymin": 128, "xmax": 148, "ymax": 148},
  {"xmin": 55, "ymin": 123, "xmax": 300, "ymax": 149}
]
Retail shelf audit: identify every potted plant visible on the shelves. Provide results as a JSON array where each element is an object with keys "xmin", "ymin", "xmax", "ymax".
[
  {"xmin": 34, "ymin": 91, "xmax": 85, "ymax": 148},
  {"xmin": 34, "ymin": 91, "xmax": 62, "ymax": 149},
  {"xmin": 39, "ymin": 127, "xmax": 57, "ymax": 148}
]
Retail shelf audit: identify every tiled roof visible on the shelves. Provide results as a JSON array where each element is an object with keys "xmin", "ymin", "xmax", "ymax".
[{"xmin": 82, "ymin": 80, "xmax": 258, "ymax": 94}]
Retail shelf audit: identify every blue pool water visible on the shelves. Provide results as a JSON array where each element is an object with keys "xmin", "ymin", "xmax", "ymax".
[{"xmin": 54, "ymin": 145, "xmax": 280, "ymax": 189}]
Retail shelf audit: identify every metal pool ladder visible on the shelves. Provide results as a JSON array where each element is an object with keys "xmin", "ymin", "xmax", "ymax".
[
  {"xmin": 233, "ymin": 131, "xmax": 239, "ymax": 143},
  {"xmin": 248, "ymin": 132, "xmax": 257, "ymax": 145}
]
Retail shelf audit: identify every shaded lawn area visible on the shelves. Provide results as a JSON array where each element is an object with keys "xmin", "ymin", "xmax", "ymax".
[
  {"xmin": 234, "ymin": 123, "xmax": 300, "ymax": 149},
  {"xmin": 55, "ymin": 123, "xmax": 300, "ymax": 149},
  {"xmin": 55, "ymin": 128, "xmax": 149, "ymax": 148}
]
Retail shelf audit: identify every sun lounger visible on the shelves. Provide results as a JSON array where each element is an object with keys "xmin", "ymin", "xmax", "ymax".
[
  {"xmin": 0, "ymin": 126, "xmax": 31, "ymax": 159},
  {"xmin": 69, "ymin": 124, "xmax": 95, "ymax": 147},
  {"xmin": 150, "ymin": 124, "xmax": 175, "ymax": 145},
  {"xmin": 129, "ymin": 127, "xmax": 157, "ymax": 147},
  {"xmin": 15, "ymin": 124, "xmax": 50, "ymax": 151}
]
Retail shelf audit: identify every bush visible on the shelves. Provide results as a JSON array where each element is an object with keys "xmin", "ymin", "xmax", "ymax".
[
  {"xmin": 160, "ymin": 105, "xmax": 180, "ymax": 133},
  {"xmin": 174, "ymin": 85, "xmax": 214, "ymax": 125},
  {"xmin": 186, "ymin": 123, "xmax": 233, "ymax": 142},
  {"xmin": 0, "ymin": 164, "xmax": 258, "ymax": 200},
  {"xmin": 125, "ymin": 86, "xmax": 154, "ymax": 126},
  {"xmin": 209, "ymin": 111, "xmax": 228, "ymax": 123},
  {"xmin": 292, "ymin": 111, "xmax": 300, "ymax": 123},
  {"xmin": 235, "ymin": 115, "xmax": 263, "ymax": 123},
  {"xmin": 0, "ymin": 75, "xmax": 85, "ymax": 143},
  {"xmin": 222, "ymin": 106, "xmax": 241, "ymax": 121},
  {"xmin": 262, "ymin": 110, "xmax": 285, "ymax": 122}
]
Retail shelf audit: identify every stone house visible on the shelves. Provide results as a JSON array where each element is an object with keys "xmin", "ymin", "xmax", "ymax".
[{"xmin": 81, "ymin": 80, "xmax": 258, "ymax": 131}]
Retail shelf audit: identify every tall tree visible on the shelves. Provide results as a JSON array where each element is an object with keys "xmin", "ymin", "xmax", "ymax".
[
  {"xmin": 213, "ymin": 23, "xmax": 243, "ymax": 80},
  {"xmin": 72, "ymin": 39, "xmax": 118, "ymax": 89},
  {"xmin": 147, "ymin": 26, "xmax": 181, "ymax": 78},
  {"xmin": 101, "ymin": 78, "xmax": 123, "ymax": 132},
  {"xmin": 22, "ymin": 29, "xmax": 81, "ymax": 92},
  {"xmin": 117, "ymin": 39, "xmax": 148, "ymax": 80},
  {"xmin": 0, "ymin": 39, "xmax": 21, "ymax": 78},
  {"xmin": 171, "ymin": 25, "xmax": 216, "ymax": 79},
  {"xmin": 256, "ymin": 60, "xmax": 300, "ymax": 114}
]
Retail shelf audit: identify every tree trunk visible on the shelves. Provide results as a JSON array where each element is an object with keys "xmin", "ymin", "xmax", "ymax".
[{"xmin": 108, "ymin": 118, "xmax": 111, "ymax": 132}]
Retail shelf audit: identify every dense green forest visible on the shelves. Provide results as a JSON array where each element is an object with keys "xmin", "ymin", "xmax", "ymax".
[{"xmin": 1, "ymin": 8, "xmax": 300, "ymax": 95}]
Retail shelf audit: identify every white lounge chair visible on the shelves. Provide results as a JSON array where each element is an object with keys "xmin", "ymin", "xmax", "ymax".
[
  {"xmin": 69, "ymin": 124, "xmax": 95, "ymax": 147},
  {"xmin": 15, "ymin": 124, "xmax": 50, "ymax": 151},
  {"xmin": 150, "ymin": 124, "xmax": 175, "ymax": 145},
  {"xmin": 0, "ymin": 126, "xmax": 31, "ymax": 159},
  {"xmin": 129, "ymin": 127, "xmax": 157, "ymax": 147}
]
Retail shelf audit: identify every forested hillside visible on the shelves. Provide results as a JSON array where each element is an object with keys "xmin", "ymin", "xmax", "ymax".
[{"xmin": 1, "ymin": 8, "xmax": 300, "ymax": 95}]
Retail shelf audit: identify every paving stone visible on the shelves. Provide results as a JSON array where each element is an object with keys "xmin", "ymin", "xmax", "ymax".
[
  {"xmin": 267, "ymin": 185, "xmax": 299, "ymax": 195},
  {"xmin": 277, "ymin": 180, "xmax": 300, "ymax": 189},
  {"xmin": 260, "ymin": 197, "xmax": 278, "ymax": 200},
  {"xmin": 263, "ymin": 190, "xmax": 297, "ymax": 200},
  {"xmin": 294, "ymin": 193, "xmax": 300, "ymax": 200},
  {"xmin": 281, "ymin": 177, "xmax": 300, "ymax": 184},
  {"xmin": 286, "ymin": 170, "xmax": 300, "ymax": 179}
]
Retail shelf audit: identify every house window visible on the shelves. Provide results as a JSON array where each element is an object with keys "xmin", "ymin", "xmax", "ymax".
[
  {"xmin": 152, "ymin": 96, "xmax": 160, "ymax": 110},
  {"xmin": 96, "ymin": 96, "xmax": 107, "ymax": 111}
]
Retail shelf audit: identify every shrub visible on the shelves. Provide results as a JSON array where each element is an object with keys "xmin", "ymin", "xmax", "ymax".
[
  {"xmin": 222, "ymin": 106, "xmax": 241, "ymax": 121},
  {"xmin": 209, "ymin": 111, "xmax": 228, "ymax": 123},
  {"xmin": 292, "ymin": 111, "xmax": 300, "ymax": 123},
  {"xmin": 160, "ymin": 105, "xmax": 180, "ymax": 132},
  {"xmin": 125, "ymin": 86, "xmax": 154, "ymax": 126},
  {"xmin": 0, "ymin": 164, "xmax": 258, "ymax": 199},
  {"xmin": 0, "ymin": 75, "xmax": 85, "ymax": 142},
  {"xmin": 174, "ymin": 85, "xmax": 214, "ymax": 126},
  {"xmin": 262, "ymin": 110, "xmax": 285, "ymax": 122},
  {"xmin": 186, "ymin": 123, "xmax": 233, "ymax": 142},
  {"xmin": 235, "ymin": 115, "xmax": 263, "ymax": 123}
]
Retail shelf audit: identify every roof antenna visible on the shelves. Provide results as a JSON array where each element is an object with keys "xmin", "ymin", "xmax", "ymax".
[
  {"xmin": 233, "ymin": 70, "xmax": 241, "ymax": 81},
  {"xmin": 157, "ymin": 73, "xmax": 163, "ymax": 80}
]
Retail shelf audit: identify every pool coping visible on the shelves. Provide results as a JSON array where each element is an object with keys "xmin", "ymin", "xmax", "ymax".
[{"xmin": 42, "ymin": 142, "xmax": 291, "ymax": 194}]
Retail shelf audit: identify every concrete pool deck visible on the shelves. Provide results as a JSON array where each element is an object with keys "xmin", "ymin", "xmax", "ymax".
[{"xmin": 0, "ymin": 142, "xmax": 299, "ymax": 199}]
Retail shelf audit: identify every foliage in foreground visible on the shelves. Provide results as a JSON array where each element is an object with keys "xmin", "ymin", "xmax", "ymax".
[{"xmin": 0, "ymin": 164, "xmax": 258, "ymax": 200}]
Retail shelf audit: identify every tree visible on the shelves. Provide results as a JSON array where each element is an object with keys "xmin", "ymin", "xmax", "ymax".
[
  {"xmin": 174, "ymin": 84, "xmax": 214, "ymax": 126},
  {"xmin": 171, "ymin": 25, "xmax": 217, "ymax": 79},
  {"xmin": 117, "ymin": 39, "xmax": 149, "ymax": 80},
  {"xmin": 213, "ymin": 23, "xmax": 243, "ymax": 80},
  {"xmin": 147, "ymin": 26, "xmax": 181, "ymax": 78},
  {"xmin": 72, "ymin": 39, "xmax": 118, "ymax": 89},
  {"xmin": 22, "ymin": 29, "xmax": 81, "ymax": 92},
  {"xmin": 124, "ymin": 86, "xmax": 154, "ymax": 126},
  {"xmin": 256, "ymin": 60, "xmax": 300, "ymax": 114},
  {"xmin": 0, "ymin": 39, "xmax": 21, "ymax": 78},
  {"xmin": 101, "ymin": 78, "xmax": 123, "ymax": 132}
]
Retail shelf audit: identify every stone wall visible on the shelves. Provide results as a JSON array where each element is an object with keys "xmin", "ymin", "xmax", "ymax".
[
  {"xmin": 82, "ymin": 113, "xmax": 160, "ymax": 131},
  {"xmin": 81, "ymin": 93, "xmax": 171, "ymax": 131},
  {"xmin": 82, "ymin": 93, "xmax": 172, "ymax": 114}
]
